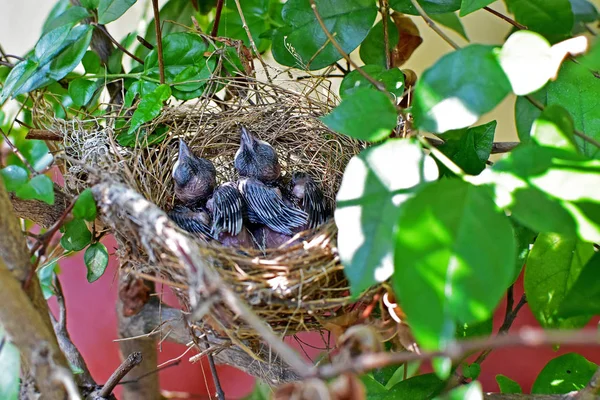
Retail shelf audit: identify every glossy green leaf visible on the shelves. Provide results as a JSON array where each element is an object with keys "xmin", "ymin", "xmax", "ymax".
[
  {"xmin": 81, "ymin": 0, "xmax": 100, "ymax": 9},
  {"xmin": 15, "ymin": 174, "xmax": 55, "ymax": 205},
  {"xmin": 504, "ymin": 0, "xmax": 574, "ymax": 43},
  {"xmin": 525, "ymin": 233, "xmax": 593, "ymax": 329},
  {"xmin": 394, "ymin": 180, "xmax": 515, "ymax": 350},
  {"xmin": 124, "ymin": 80, "xmax": 159, "ymax": 108},
  {"xmin": 496, "ymin": 375, "xmax": 522, "ymax": 394},
  {"xmin": 98, "ymin": 0, "xmax": 137, "ymax": 24},
  {"xmin": 1, "ymin": 166, "xmax": 29, "ymax": 192},
  {"xmin": 531, "ymin": 104, "xmax": 577, "ymax": 152},
  {"xmin": 478, "ymin": 144, "xmax": 600, "ymax": 242},
  {"xmin": 390, "ymin": 0, "xmax": 461, "ymax": 14},
  {"xmin": 322, "ymin": 88, "xmax": 398, "ymax": 142},
  {"xmin": 216, "ymin": 0, "xmax": 271, "ymax": 53},
  {"xmin": 61, "ymin": 219, "xmax": 92, "ymax": 251},
  {"xmin": 340, "ymin": 66, "xmax": 405, "ymax": 99},
  {"xmin": 569, "ymin": 0, "xmax": 598, "ymax": 24},
  {"xmin": 514, "ymin": 88, "xmax": 547, "ymax": 144},
  {"xmin": 42, "ymin": 6, "xmax": 90, "ymax": 33},
  {"xmin": 456, "ymin": 318, "xmax": 493, "ymax": 339},
  {"xmin": 429, "ymin": 13, "xmax": 468, "ymax": 40},
  {"xmin": 272, "ymin": 0, "xmax": 377, "ymax": 70},
  {"xmin": 0, "ymin": 25, "xmax": 93, "ymax": 103},
  {"xmin": 119, "ymin": 84, "xmax": 171, "ymax": 146},
  {"xmin": 412, "ymin": 45, "xmax": 511, "ymax": 133},
  {"xmin": 532, "ymin": 353, "xmax": 597, "ymax": 394},
  {"xmin": 37, "ymin": 260, "xmax": 59, "ymax": 299},
  {"xmin": 82, "ymin": 50, "xmax": 102, "ymax": 74},
  {"xmin": 547, "ymin": 62, "xmax": 600, "ymax": 158},
  {"xmin": 462, "ymin": 363, "xmax": 481, "ymax": 380},
  {"xmin": 335, "ymin": 139, "xmax": 439, "ymax": 295},
  {"xmin": 68, "ymin": 78, "xmax": 98, "ymax": 107},
  {"xmin": 42, "ymin": 0, "xmax": 70, "ymax": 33},
  {"xmin": 85, "ymin": 242, "xmax": 109, "ymax": 283},
  {"xmin": 73, "ymin": 188, "xmax": 97, "ymax": 221},
  {"xmin": 436, "ymin": 381, "xmax": 482, "ymax": 400},
  {"xmin": 135, "ymin": 0, "xmax": 198, "ymax": 60},
  {"xmin": 0, "ymin": 332, "xmax": 20, "ymax": 400},
  {"xmin": 437, "ymin": 120, "xmax": 496, "ymax": 176},
  {"xmin": 459, "ymin": 0, "xmax": 495, "ymax": 16},
  {"xmin": 359, "ymin": 17, "xmax": 400, "ymax": 67},
  {"xmin": 557, "ymin": 253, "xmax": 600, "ymax": 318}
]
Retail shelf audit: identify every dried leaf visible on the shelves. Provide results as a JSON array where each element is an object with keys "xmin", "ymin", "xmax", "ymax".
[
  {"xmin": 274, "ymin": 379, "xmax": 331, "ymax": 400},
  {"xmin": 338, "ymin": 325, "xmax": 384, "ymax": 357},
  {"xmin": 391, "ymin": 13, "xmax": 423, "ymax": 67},
  {"xmin": 329, "ymin": 374, "xmax": 366, "ymax": 400},
  {"xmin": 321, "ymin": 310, "xmax": 362, "ymax": 339},
  {"xmin": 119, "ymin": 277, "xmax": 151, "ymax": 317}
]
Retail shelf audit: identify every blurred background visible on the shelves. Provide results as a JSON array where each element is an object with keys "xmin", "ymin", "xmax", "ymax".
[{"xmin": 1, "ymin": 0, "xmax": 599, "ymax": 398}]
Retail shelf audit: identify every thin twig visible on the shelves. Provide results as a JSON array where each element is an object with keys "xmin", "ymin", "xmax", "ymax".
[
  {"xmin": 4, "ymin": 54, "xmax": 25, "ymax": 61},
  {"xmin": 136, "ymin": 35, "xmax": 154, "ymax": 50},
  {"xmin": 211, "ymin": 0, "xmax": 225, "ymax": 37},
  {"xmin": 309, "ymin": 0, "xmax": 386, "ymax": 92},
  {"xmin": 206, "ymin": 343, "xmax": 225, "ymax": 400},
  {"xmin": 334, "ymin": 62, "xmax": 348, "ymax": 74},
  {"xmin": 233, "ymin": 0, "xmax": 272, "ymax": 82},
  {"xmin": 317, "ymin": 327, "xmax": 600, "ymax": 379},
  {"xmin": 0, "ymin": 127, "xmax": 37, "ymax": 174},
  {"xmin": 93, "ymin": 24, "xmax": 144, "ymax": 64},
  {"xmin": 425, "ymin": 137, "xmax": 520, "ymax": 154},
  {"xmin": 98, "ymin": 352, "xmax": 143, "ymax": 398},
  {"xmin": 409, "ymin": 0, "xmax": 460, "ymax": 50},
  {"xmin": 379, "ymin": 0, "xmax": 391, "ymax": 69},
  {"xmin": 151, "ymin": 0, "xmax": 165, "ymax": 84},
  {"xmin": 525, "ymin": 95, "xmax": 600, "ymax": 149},
  {"xmin": 483, "ymin": 6, "xmax": 527, "ymax": 30}
]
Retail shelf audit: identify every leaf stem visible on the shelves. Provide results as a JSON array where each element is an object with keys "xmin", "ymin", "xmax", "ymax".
[
  {"xmin": 483, "ymin": 6, "xmax": 527, "ymax": 30},
  {"xmin": 409, "ymin": 0, "xmax": 459, "ymax": 50},
  {"xmin": 151, "ymin": 0, "xmax": 165, "ymax": 84},
  {"xmin": 92, "ymin": 23, "xmax": 144, "ymax": 65}
]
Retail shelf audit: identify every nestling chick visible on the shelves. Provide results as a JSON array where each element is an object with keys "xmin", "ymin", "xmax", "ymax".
[
  {"xmin": 234, "ymin": 125, "xmax": 308, "ymax": 236},
  {"xmin": 172, "ymin": 138, "xmax": 216, "ymax": 207},
  {"xmin": 287, "ymin": 171, "xmax": 331, "ymax": 231},
  {"xmin": 167, "ymin": 205, "xmax": 212, "ymax": 242}
]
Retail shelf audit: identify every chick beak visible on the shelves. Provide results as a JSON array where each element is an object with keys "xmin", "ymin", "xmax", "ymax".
[
  {"xmin": 240, "ymin": 126, "xmax": 255, "ymax": 151},
  {"xmin": 178, "ymin": 138, "xmax": 192, "ymax": 161}
]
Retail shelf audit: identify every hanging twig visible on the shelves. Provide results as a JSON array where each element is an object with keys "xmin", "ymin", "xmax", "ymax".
[
  {"xmin": 98, "ymin": 352, "xmax": 143, "ymax": 398},
  {"xmin": 409, "ymin": 0, "xmax": 460, "ymax": 50},
  {"xmin": 93, "ymin": 23, "xmax": 145, "ymax": 65},
  {"xmin": 379, "ymin": 0, "xmax": 391, "ymax": 69},
  {"xmin": 151, "ymin": 0, "xmax": 165, "ymax": 84},
  {"xmin": 211, "ymin": 0, "xmax": 225, "ymax": 37},
  {"xmin": 206, "ymin": 338, "xmax": 226, "ymax": 400},
  {"xmin": 309, "ymin": 0, "xmax": 386, "ymax": 92},
  {"xmin": 483, "ymin": 6, "xmax": 527, "ymax": 30}
]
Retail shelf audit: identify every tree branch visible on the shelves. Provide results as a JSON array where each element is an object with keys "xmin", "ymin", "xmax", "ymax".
[
  {"xmin": 99, "ymin": 352, "xmax": 143, "ymax": 398},
  {"xmin": 9, "ymin": 188, "xmax": 70, "ymax": 229}
]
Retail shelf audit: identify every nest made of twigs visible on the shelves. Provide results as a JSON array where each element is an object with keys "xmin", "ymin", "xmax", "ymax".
[{"xmin": 42, "ymin": 75, "xmax": 371, "ymax": 340}]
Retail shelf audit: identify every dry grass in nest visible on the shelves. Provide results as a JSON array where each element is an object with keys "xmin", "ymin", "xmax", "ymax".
[{"xmin": 41, "ymin": 75, "xmax": 371, "ymax": 340}]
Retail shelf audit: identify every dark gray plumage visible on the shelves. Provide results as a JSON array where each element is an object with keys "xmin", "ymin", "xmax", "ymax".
[
  {"xmin": 206, "ymin": 182, "xmax": 244, "ymax": 237},
  {"xmin": 168, "ymin": 205, "xmax": 212, "ymax": 241},
  {"xmin": 172, "ymin": 138, "xmax": 216, "ymax": 207},
  {"xmin": 287, "ymin": 171, "xmax": 330, "ymax": 230},
  {"xmin": 234, "ymin": 126, "xmax": 308, "ymax": 235}
]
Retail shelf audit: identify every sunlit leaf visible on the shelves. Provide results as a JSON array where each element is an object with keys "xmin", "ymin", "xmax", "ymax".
[
  {"xmin": 504, "ymin": 0, "xmax": 574, "ymax": 43},
  {"xmin": 339, "ymin": 65, "xmax": 405, "ymax": 99},
  {"xmin": 496, "ymin": 375, "xmax": 522, "ymax": 394},
  {"xmin": 98, "ymin": 0, "xmax": 137, "ymax": 24},
  {"xmin": 42, "ymin": 6, "xmax": 90, "ymax": 33},
  {"xmin": 61, "ymin": 219, "xmax": 92, "ymax": 251},
  {"xmin": 437, "ymin": 381, "xmax": 482, "ymax": 399},
  {"xmin": 84, "ymin": 242, "xmax": 109, "ymax": 283},
  {"xmin": 532, "ymin": 353, "xmax": 597, "ymax": 394},
  {"xmin": 73, "ymin": 188, "xmax": 97, "ymax": 221},
  {"xmin": 15, "ymin": 174, "xmax": 55, "ymax": 205},
  {"xmin": 531, "ymin": 104, "xmax": 578, "ymax": 152},
  {"xmin": 0, "ymin": 166, "xmax": 29, "ymax": 192},
  {"xmin": 336, "ymin": 139, "xmax": 439, "ymax": 295}
]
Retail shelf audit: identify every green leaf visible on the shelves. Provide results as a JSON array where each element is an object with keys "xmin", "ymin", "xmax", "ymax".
[
  {"xmin": 437, "ymin": 120, "xmax": 496, "ymax": 176},
  {"xmin": 511, "ymin": 218, "xmax": 536, "ymax": 282},
  {"xmin": 81, "ymin": 0, "xmax": 100, "ymax": 9},
  {"xmin": 394, "ymin": 180, "xmax": 515, "ymax": 350},
  {"xmin": 373, "ymin": 362, "xmax": 421, "ymax": 389},
  {"xmin": 478, "ymin": 144, "xmax": 600, "ymax": 242},
  {"xmin": 547, "ymin": 62, "xmax": 600, "ymax": 158},
  {"xmin": 42, "ymin": 0, "xmax": 71, "ymax": 33},
  {"xmin": 569, "ymin": 0, "xmax": 598, "ymax": 24},
  {"xmin": 456, "ymin": 318, "xmax": 493, "ymax": 339},
  {"xmin": 462, "ymin": 363, "xmax": 481, "ymax": 380},
  {"xmin": 340, "ymin": 66, "xmax": 405, "ymax": 99},
  {"xmin": 390, "ymin": 0, "xmax": 461, "ymax": 15},
  {"xmin": 271, "ymin": 0, "xmax": 377, "ymax": 70},
  {"xmin": 61, "ymin": 219, "xmax": 92, "ymax": 251},
  {"xmin": 578, "ymin": 38, "xmax": 600, "ymax": 72},
  {"xmin": 388, "ymin": 373, "xmax": 445, "ymax": 399},
  {"xmin": 514, "ymin": 87, "xmax": 547, "ymax": 144},
  {"xmin": 98, "ymin": 0, "xmax": 137, "ymax": 24},
  {"xmin": 412, "ymin": 45, "xmax": 511, "ymax": 133},
  {"xmin": 335, "ymin": 139, "xmax": 439, "ymax": 295},
  {"xmin": 82, "ymin": 50, "xmax": 102, "ymax": 74},
  {"xmin": 6, "ymin": 130, "xmax": 52, "ymax": 172},
  {"xmin": 0, "ymin": 25, "xmax": 93, "ymax": 103},
  {"xmin": 37, "ymin": 260, "xmax": 59, "ymax": 299},
  {"xmin": 73, "ymin": 188, "xmax": 97, "ymax": 221},
  {"xmin": 532, "ymin": 353, "xmax": 597, "ymax": 394},
  {"xmin": 119, "ymin": 84, "xmax": 171, "ymax": 146},
  {"xmin": 135, "ymin": 0, "xmax": 198, "ymax": 60},
  {"xmin": 436, "ymin": 381, "xmax": 482, "ymax": 399},
  {"xmin": 242, "ymin": 380, "xmax": 271, "ymax": 400},
  {"xmin": 557, "ymin": 252, "xmax": 600, "ymax": 318},
  {"xmin": 43, "ymin": 6, "xmax": 91, "ymax": 33},
  {"xmin": 1, "ymin": 166, "xmax": 29, "ymax": 192},
  {"xmin": 321, "ymin": 88, "xmax": 398, "ymax": 142},
  {"xmin": 84, "ymin": 243, "xmax": 109, "ymax": 283},
  {"xmin": 531, "ymin": 104, "xmax": 577, "ymax": 152},
  {"xmin": 15, "ymin": 174, "xmax": 55, "ymax": 205},
  {"xmin": 68, "ymin": 78, "xmax": 98, "ymax": 107},
  {"xmin": 124, "ymin": 80, "xmax": 159, "ymax": 108},
  {"xmin": 525, "ymin": 233, "xmax": 594, "ymax": 329},
  {"xmin": 216, "ymin": 0, "xmax": 272, "ymax": 53},
  {"xmin": 496, "ymin": 375, "xmax": 522, "ymax": 394},
  {"xmin": 504, "ymin": 0, "xmax": 574, "ymax": 43},
  {"xmin": 459, "ymin": 0, "xmax": 495, "ymax": 16},
  {"xmin": 359, "ymin": 17, "xmax": 400, "ymax": 67},
  {"xmin": 429, "ymin": 13, "xmax": 468, "ymax": 40},
  {"xmin": 0, "ymin": 333, "xmax": 20, "ymax": 400}
]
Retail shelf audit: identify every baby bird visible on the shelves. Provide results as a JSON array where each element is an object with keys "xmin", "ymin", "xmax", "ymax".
[
  {"xmin": 234, "ymin": 125, "xmax": 308, "ymax": 236},
  {"xmin": 287, "ymin": 171, "xmax": 331, "ymax": 231}
]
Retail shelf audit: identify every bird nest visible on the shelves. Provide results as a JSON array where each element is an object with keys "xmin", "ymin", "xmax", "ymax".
[{"xmin": 38, "ymin": 75, "xmax": 373, "ymax": 345}]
